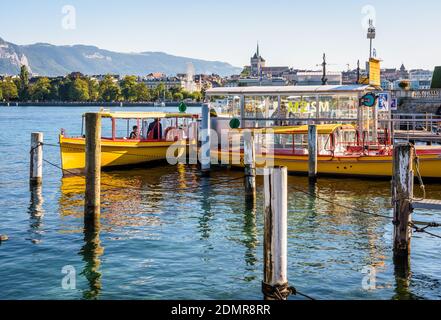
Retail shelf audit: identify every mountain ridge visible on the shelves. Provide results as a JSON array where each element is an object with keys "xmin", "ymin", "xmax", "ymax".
[{"xmin": 0, "ymin": 37, "xmax": 241, "ymax": 77}]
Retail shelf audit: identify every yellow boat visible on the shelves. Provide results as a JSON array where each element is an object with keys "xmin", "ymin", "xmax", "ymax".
[
  {"xmin": 214, "ymin": 124, "xmax": 441, "ymax": 179},
  {"xmin": 59, "ymin": 111, "xmax": 198, "ymax": 175}
]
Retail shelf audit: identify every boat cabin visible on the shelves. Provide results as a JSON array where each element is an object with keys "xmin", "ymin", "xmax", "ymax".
[
  {"xmin": 205, "ymin": 85, "xmax": 392, "ymax": 147},
  {"xmin": 73, "ymin": 111, "xmax": 199, "ymax": 142}
]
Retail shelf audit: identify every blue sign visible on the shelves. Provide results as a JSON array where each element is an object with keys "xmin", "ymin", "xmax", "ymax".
[
  {"xmin": 378, "ymin": 93, "xmax": 389, "ymax": 111},
  {"xmin": 390, "ymin": 98, "xmax": 398, "ymax": 111}
]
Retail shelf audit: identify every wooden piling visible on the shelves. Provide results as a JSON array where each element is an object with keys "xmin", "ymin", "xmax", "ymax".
[
  {"xmin": 392, "ymin": 143, "xmax": 414, "ymax": 258},
  {"xmin": 308, "ymin": 124, "xmax": 317, "ymax": 182},
  {"xmin": 243, "ymin": 130, "xmax": 256, "ymax": 202},
  {"xmin": 30, "ymin": 132, "xmax": 43, "ymax": 186},
  {"xmin": 84, "ymin": 113, "xmax": 101, "ymax": 218},
  {"xmin": 263, "ymin": 166, "xmax": 288, "ymax": 300},
  {"xmin": 200, "ymin": 104, "xmax": 211, "ymax": 175}
]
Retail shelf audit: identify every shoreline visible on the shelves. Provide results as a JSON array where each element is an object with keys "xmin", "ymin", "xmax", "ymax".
[{"xmin": 0, "ymin": 101, "xmax": 203, "ymax": 107}]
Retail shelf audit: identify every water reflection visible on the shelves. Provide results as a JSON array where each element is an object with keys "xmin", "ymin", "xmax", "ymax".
[
  {"xmin": 28, "ymin": 184, "xmax": 44, "ymax": 244},
  {"xmin": 242, "ymin": 204, "xmax": 258, "ymax": 278},
  {"xmin": 198, "ymin": 177, "xmax": 213, "ymax": 242},
  {"xmin": 79, "ymin": 219, "xmax": 103, "ymax": 299},
  {"xmin": 392, "ymin": 256, "xmax": 417, "ymax": 300}
]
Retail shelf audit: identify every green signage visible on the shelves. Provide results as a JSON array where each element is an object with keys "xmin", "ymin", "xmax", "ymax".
[
  {"xmin": 178, "ymin": 102, "xmax": 187, "ymax": 112},
  {"xmin": 229, "ymin": 118, "xmax": 240, "ymax": 129},
  {"xmin": 360, "ymin": 93, "xmax": 377, "ymax": 107}
]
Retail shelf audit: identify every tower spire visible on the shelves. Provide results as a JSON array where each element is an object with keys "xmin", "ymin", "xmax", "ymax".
[{"xmin": 257, "ymin": 41, "xmax": 259, "ymax": 57}]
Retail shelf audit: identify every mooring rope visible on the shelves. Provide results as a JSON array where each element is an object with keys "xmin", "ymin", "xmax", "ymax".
[{"xmin": 261, "ymin": 281, "xmax": 315, "ymax": 300}]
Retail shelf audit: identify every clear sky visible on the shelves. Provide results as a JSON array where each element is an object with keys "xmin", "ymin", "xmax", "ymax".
[{"xmin": 1, "ymin": 0, "xmax": 440, "ymax": 71}]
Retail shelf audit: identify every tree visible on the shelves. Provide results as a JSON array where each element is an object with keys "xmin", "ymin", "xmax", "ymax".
[
  {"xmin": 19, "ymin": 65, "xmax": 30, "ymax": 100},
  {"xmin": 152, "ymin": 83, "xmax": 166, "ymax": 101},
  {"xmin": 398, "ymin": 80, "xmax": 411, "ymax": 91},
  {"xmin": 120, "ymin": 75, "xmax": 138, "ymax": 101},
  {"xmin": 191, "ymin": 91, "xmax": 203, "ymax": 102},
  {"xmin": 70, "ymin": 78, "xmax": 90, "ymax": 101},
  {"xmin": 58, "ymin": 78, "xmax": 72, "ymax": 101},
  {"xmin": 99, "ymin": 75, "xmax": 120, "ymax": 102},
  {"xmin": 30, "ymin": 77, "xmax": 51, "ymax": 101},
  {"xmin": 0, "ymin": 86, "xmax": 3, "ymax": 101},
  {"xmin": 0, "ymin": 78, "xmax": 19, "ymax": 100},
  {"xmin": 134, "ymin": 82, "xmax": 151, "ymax": 101},
  {"xmin": 88, "ymin": 78, "xmax": 99, "ymax": 101},
  {"xmin": 172, "ymin": 92, "xmax": 184, "ymax": 101}
]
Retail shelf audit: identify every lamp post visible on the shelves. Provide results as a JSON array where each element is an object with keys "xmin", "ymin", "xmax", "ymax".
[{"xmin": 367, "ymin": 19, "xmax": 376, "ymax": 59}]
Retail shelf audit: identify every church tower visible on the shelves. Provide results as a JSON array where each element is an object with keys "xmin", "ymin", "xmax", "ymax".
[{"xmin": 250, "ymin": 42, "xmax": 265, "ymax": 77}]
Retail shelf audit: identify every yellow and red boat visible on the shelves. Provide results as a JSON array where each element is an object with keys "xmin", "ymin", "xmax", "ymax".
[
  {"xmin": 59, "ymin": 111, "xmax": 198, "ymax": 175},
  {"xmin": 214, "ymin": 124, "xmax": 441, "ymax": 178}
]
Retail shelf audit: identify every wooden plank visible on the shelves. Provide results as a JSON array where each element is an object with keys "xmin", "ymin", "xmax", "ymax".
[{"xmin": 412, "ymin": 199, "xmax": 441, "ymax": 211}]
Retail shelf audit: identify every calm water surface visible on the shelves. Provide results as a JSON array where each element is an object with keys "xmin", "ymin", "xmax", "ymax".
[{"xmin": 1, "ymin": 106, "xmax": 441, "ymax": 300}]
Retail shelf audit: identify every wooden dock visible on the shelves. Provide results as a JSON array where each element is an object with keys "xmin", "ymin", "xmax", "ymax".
[
  {"xmin": 413, "ymin": 199, "xmax": 441, "ymax": 211},
  {"xmin": 394, "ymin": 130, "xmax": 441, "ymax": 143}
]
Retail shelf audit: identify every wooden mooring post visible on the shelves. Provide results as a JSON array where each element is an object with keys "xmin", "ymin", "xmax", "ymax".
[
  {"xmin": 243, "ymin": 130, "xmax": 256, "ymax": 203},
  {"xmin": 30, "ymin": 132, "xmax": 43, "ymax": 186},
  {"xmin": 263, "ymin": 166, "xmax": 289, "ymax": 300},
  {"xmin": 308, "ymin": 124, "xmax": 317, "ymax": 182},
  {"xmin": 200, "ymin": 104, "xmax": 211, "ymax": 176},
  {"xmin": 84, "ymin": 113, "xmax": 101, "ymax": 219},
  {"xmin": 392, "ymin": 143, "xmax": 414, "ymax": 258}
]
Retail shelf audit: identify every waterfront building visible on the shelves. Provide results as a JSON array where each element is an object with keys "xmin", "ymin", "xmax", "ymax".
[
  {"xmin": 381, "ymin": 79, "xmax": 393, "ymax": 90},
  {"xmin": 141, "ymin": 75, "xmax": 183, "ymax": 90},
  {"xmin": 409, "ymin": 69, "xmax": 433, "ymax": 82},
  {"xmin": 295, "ymin": 71, "xmax": 342, "ymax": 86}
]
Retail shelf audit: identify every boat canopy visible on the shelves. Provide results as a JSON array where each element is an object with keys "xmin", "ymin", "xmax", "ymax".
[
  {"xmin": 83, "ymin": 111, "xmax": 198, "ymax": 119},
  {"xmin": 206, "ymin": 85, "xmax": 375, "ymax": 96},
  {"xmin": 230, "ymin": 124, "xmax": 355, "ymax": 135},
  {"xmin": 273, "ymin": 124, "xmax": 355, "ymax": 135}
]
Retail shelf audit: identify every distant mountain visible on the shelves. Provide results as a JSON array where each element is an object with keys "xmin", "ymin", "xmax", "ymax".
[{"xmin": 0, "ymin": 37, "xmax": 241, "ymax": 77}]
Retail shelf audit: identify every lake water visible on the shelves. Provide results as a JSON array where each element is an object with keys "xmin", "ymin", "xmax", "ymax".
[{"xmin": 1, "ymin": 106, "xmax": 441, "ymax": 300}]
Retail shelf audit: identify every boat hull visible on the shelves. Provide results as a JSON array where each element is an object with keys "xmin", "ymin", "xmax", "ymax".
[
  {"xmin": 60, "ymin": 135, "xmax": 186, "ymax": 174},
  {"xmin": 214, "ymin": 150, "xmax": 441, "ymax": 179}
]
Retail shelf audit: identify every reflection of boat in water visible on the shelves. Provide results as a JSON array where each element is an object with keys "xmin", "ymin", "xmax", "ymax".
[
  {"xmin": 215, "ymin": 124, "xmax": 441, "ymax": 178},
  {"xmin": 59, "ymin": 111, "xmax": 198, "ymax": 175}
]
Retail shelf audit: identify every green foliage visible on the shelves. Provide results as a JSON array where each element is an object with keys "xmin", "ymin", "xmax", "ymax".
[
  {"xmin": 19, "ymin": 65, "xmax": 30, "ymax": 100},
  {"xmin": 431, "ymin": 66, "xmax": 441, "ymax": 89},
  {"xmin": 99, "ymin": 75, "xmax": 121, "ymax": 102},
  {"xmin": 88, "ymin": 78, "xmax": 99, "ymax": 101},
  {"xmin": 0, "ymin": 86, "xmax": 3, "ymax": 101},
  {"xmin": 134, "ymin": 82, "xmax": 151, "ymax": 101},
  {"xmin": 0, "ymin": 78, "xmax": 19, "ymax": 100},
  {"xmin": 173, "ymin": 92, "xmax": 184, "ymax": 101},
  {"xmin": 30, "ymin": 77, "xmax": 51, "ymax": 101},
  {"xmin": 120, "ymin": 75, "xmax": 138, "ymax": 101},
  {"xmin": 70, "ymin": 78, "xmax": 90, "ymax": 101},
  {"xmin": 240, "ymin": 66, "xmax": 251, "ymax": 77},
  {"xmin": 398, "ymin": 80, "xmax": 410, "ymax": 90}
]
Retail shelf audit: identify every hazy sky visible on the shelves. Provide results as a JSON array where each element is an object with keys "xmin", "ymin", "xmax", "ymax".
[{"xmin": 1, "ymin": 0, "xmax": 440, "ymax": 71}]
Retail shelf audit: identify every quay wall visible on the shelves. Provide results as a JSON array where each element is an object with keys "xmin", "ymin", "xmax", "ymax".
[{"xmin": 0, "ymin": 101, "xmax": 202, "ymax": 107}]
